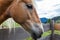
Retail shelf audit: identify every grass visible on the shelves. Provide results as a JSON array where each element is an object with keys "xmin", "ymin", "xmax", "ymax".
[
  {"xmin": 54, "ymin": 30, "xmax": 60, "ymax": 35},
  {"xmin": 25, "ymin": 37, "xmax": 33, "ymax": 40},
  {"xmin": 42, "ymin": 30, "xmax": 51, "ymax": 37},
  {"xmin": 25, "ymin": 30, "xmax": 60, "ymax": 40},
  {"xmin": 1, "ymin": 18, "xmax": 60, "ymax": 40}
]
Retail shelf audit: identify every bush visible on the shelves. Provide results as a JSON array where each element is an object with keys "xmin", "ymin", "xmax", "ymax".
[
  {"xmin": 56, "ymin": 20, "xmax": 60, "ymax": 23},
  {"xmin": 47, "ymin": 19, "xmax": 51, "ymax": 23}
]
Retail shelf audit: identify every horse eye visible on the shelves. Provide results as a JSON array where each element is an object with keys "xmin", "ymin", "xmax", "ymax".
[{"xmin": 26, "ymin": 4, "xmax": 33, "ymax": 9}]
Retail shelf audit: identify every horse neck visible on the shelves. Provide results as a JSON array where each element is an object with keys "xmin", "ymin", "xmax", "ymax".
[
  {"xmin": 0, "ymin": 0, "xmax": 13, "ymax": 15},
  {"xmin": 0, "ymin": 12, "xmax": 10, "ymax": 24}
]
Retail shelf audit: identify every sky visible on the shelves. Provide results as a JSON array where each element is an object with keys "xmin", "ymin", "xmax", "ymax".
[{"xmin": 34, "ymin": 0, "xmax": 60, "ymax": 19}]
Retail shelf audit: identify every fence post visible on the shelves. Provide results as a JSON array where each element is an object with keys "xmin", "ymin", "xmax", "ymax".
[{"xmin": 50, "ymin": 20, "xmax": 55, "ymax": 40}]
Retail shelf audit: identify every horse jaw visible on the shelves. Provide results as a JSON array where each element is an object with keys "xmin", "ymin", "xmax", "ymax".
[{"xmin": 21, "ymin": 20, "xmax": 44, "ymax": 39}]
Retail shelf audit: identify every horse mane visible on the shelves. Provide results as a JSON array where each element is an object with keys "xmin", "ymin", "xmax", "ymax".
[{"xmin": 0, "ymin": 0, "xmax": 13, "ymax": 15}]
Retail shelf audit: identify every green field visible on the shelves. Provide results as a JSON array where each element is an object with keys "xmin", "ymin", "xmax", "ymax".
[
  {"xmin": 26, "ymin": 30, "xmax": 60, "ymax": 40},
  {"xmin": 1, "ymin": 18, "xmax": 60, "ymax": 40}
]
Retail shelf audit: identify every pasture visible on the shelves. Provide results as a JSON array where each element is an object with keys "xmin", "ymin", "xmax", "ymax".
[{"xmin": 0, "ymin": 19, "xmax": 60, "ymax": 40}]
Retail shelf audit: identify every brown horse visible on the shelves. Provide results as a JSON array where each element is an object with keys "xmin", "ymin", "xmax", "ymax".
[
  {"xmin": 0, "ymin": 0, "xmax": 44, "ymax": 40},
  {"xmin": 54, "ymin": 23, "xmax": 60, "ymax": 30}
]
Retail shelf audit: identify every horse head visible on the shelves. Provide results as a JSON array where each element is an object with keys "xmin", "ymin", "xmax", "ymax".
[
  {"xmin": 21, "ymin": 0, "xmax": 44, "ymax": 39},
  {"xmin": 1, "ymin": 0, "xmax": 44, "ymax": 39}
]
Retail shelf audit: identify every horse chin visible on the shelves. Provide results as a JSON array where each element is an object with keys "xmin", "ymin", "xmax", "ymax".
[{"xmin": 31, "ymin": 32, "xmax": 43, "ymax": 39}]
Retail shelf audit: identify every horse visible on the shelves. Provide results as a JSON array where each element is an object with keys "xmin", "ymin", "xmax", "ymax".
[
  {"xmin": 54, "ymin": 23, "xmax": 60, "ymax": 30},
  {"xmin": 0, "ymin": 0, "xmax": 44, "ymax": 40}
]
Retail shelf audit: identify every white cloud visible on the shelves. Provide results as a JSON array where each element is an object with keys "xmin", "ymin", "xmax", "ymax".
[{"xmin": 34, "ymin": 0, "xmax": 60, "ymax": 18}]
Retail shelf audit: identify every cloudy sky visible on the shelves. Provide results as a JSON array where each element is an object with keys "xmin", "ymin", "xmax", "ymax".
[{"xmin": 34, "ymin": 0, "xmax": 60, "ymax": 19}]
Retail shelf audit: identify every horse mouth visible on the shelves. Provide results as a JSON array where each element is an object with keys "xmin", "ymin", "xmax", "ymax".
[{"xmin": 31, "ymin": 31, "xmax": 43, "ymax": 39}]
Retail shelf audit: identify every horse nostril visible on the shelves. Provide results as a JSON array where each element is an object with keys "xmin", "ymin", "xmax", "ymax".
[{"xmin": 39, "ymin": 32, "xmax": 43, "ymax": 38}]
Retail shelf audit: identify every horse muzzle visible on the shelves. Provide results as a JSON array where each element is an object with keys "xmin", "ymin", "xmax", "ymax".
[
  {"xmin": 31, "ymin": 31, "xmax": 43, "ymax": 39},
  {"xmin": 30, "ymin": 23, "xmax": 43, "ymax": 39}
]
